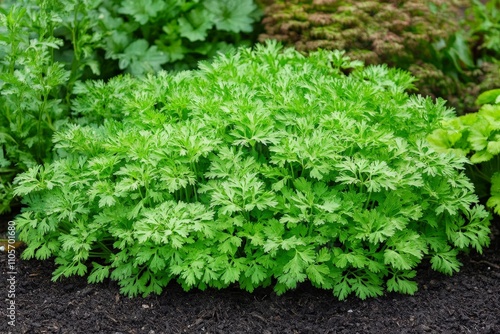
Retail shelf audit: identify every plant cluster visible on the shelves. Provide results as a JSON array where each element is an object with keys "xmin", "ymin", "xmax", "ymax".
[
  {"xmin": 466, "ymin": 0, "xmax": 500, "ymax": 61},
  {"xmin": 0, "ymin": 0, "xmax": 260, "ymax": 214},
  {"xmin": 259, "ymin": 0, "xmax": 500, "ymax": 113},
  {"xmin": 431, "ymin": 0, "xmax": 500, "ymax": 113},
  {"xmin": 14, "ymin": 43, "xmax": 490, "ymax": 300},
  {"xmin": 3, "ymin": 0, "xmax": 262, "ymax": 76},
  {"xmin": 90, "ymin": 0, "xmax": 262, "ymax": 75},
  {"xmin": 0, "ymin": 1, "xmax": 101, "ymax": 214},
  {"xmin": 428, "ymin": 89, "xmax": 500, "ymax": 214}
]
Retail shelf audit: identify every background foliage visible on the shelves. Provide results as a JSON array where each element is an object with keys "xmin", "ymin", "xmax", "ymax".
[
  {"xmin": 429, "ymin": 89, "xmax": 500, "ymax": 215},
  {"xmin": 14, "ymin": 43, "xmax": 491, "ymax": 300},
  {"xmin": 259, "ymin": 0, "xmax": 500, "ymax": 114},
  {"xmin": 90, "ymin": 0, "xmax": 262, "ymax": 75}
]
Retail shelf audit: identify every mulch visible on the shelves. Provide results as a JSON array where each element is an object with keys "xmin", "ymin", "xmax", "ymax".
[{"xmin": 0, "ymin": 219, "xmax": 499, "ymax": 334}]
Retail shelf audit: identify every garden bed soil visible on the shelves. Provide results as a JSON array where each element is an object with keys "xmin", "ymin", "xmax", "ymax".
[{"xmin": 1, "ymin": 220, "xmax": 499, "ymax": 334}]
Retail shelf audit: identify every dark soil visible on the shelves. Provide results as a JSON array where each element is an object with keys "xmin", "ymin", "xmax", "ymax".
[{"xmin": 1, "ymin": 220, "xmax": 499, "ymax": 334}]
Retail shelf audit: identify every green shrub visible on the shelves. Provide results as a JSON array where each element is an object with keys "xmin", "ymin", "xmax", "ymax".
[
  {"xmin": 428, "ymin": 89, "xmax": 500, "ymax": 214},
  {"xmin": 259, "ymin": 0, "xmax": 500, "ymax": 114},
  {"xmin": 15, "ymin": 42, "xmax": 490, "ymax": 300}
]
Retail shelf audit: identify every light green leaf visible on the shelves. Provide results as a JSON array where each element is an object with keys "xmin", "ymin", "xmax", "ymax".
[
  {"xmin": 88, "ymin": 263, "xmax": 111, "ymax": 283},
  {"xmin": 178, "ymin": 8, "xmax": 213, "ymax": 42},
  {"xmin": 476, "ymin": 89, "xmax": 500, "ymax": 106},
  {"xmin": 430, "ymin": 249, "xmax": 461, "ymax": 275},
  {"xmin": 204, "ymin": 0, "xmax": 257, "ymax": 33},
  {"xmin": 118, "ymin": 0, "xmax": 166, "ymax": 25}
]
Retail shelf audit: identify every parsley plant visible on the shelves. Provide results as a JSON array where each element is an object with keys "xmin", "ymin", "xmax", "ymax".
[
  {"xmin": 0, "ymin": 0, "xmax": 101, "ymax": 213},
  {"xmin": 15, "ymin": 42, "xmax": 491, "ymax": 299}
]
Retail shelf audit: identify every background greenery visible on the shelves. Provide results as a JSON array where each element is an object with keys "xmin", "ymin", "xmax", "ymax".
[
  {"xmin": 0, "ymin": 0, "xmax": 262, "ymax": 214},
  {"xmin": 259, "ymin": 0, "xmax": 500, "ymax": 114},
  {"xmin": 428, "ymin": 89, "xmax": 500, "ymax": 214}
]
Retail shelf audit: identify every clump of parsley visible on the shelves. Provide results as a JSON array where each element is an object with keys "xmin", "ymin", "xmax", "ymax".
[{"xmin": 15, "ymin": 42, "xmax": 490, "ymax": 299}]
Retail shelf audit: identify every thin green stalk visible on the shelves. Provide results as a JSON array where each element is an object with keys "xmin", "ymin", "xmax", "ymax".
[
  {"xmin": 470, "ymin": 164, "xmax": 492, "ymax": 183},
  {"xmin": 364, "ymin": 191, "xmax": 372, "ymax": 211},
  {"xmin": 65, "ymin": 5, "xmax": 83, "ymax": 104},
  {"xmin": 95, "ymin": 241, "xmax": 113, "ymax": 256},
  {"xmin": 36, "ymin": 87, "xmax": 50, "ymax": 163}
]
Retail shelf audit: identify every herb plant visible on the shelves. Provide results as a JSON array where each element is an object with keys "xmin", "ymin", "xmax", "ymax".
[
  {"xmin": 15, "ymin": 42, "xmax": 490, "ymax": 300},
  {"xmin": 428, "ymin": 88, "xmax": 500, "ymax": 214},
  {"xmin": 4, "ymin": 0, "xmax": 262, "ymax": 77},
  {"xmin": 0, "ymin": 1, "xmax": 102, "ymax": 214},
  {"xmin": 0, "ymin": 0, "xmax": 261, "ymax": 214}
]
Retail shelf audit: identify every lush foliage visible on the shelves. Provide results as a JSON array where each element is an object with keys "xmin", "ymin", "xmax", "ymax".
[
  {"xmin": 0, "ymin": 1, "xmax": 100, "ymax": 214},
  {"xmin": 259, "ymin": 0, "xmax": 500, "ymax": 113},
  {"xmin": 429, "ymin": 89, "xmax": 500, "ymax": 214},
  {"xmin": 14, "ymin": 43, "xmax": 490, "ymax": 299},
  {"xmin": 446, "ymin": 0, "xmax": 500, "ymax": 113},
  {"xmin": 0, "ymin": 0, "xmax": 261, "ymax": 214},
  {"xmin": 3, "ymin": 0, "xmax": 262, "ymax": 76},
  {"xmin": 466, "ymin": 0, "xmax": 500, "ymax": 60},
  {"xmin": 89, "ymin": 0, "xmax": 262, "ymax": 74}
]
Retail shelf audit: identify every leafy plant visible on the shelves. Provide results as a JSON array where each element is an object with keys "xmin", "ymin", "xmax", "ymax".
[
  {"xmin": 466, "ymin": 0, "xmax": 500, "ymax": 58},
  {"xmin": 0, "ymin": 0, "xmax": 262, "ymax": 214},
  {"xmin": 0, "ymin": 0, "xmax": 102, "ymax": 214},
  {"xmin": 93, "ymin": 0, "xmax": 262, "ymax": 75},
  {"xmin": 3, "ymin": 0, "xmax": 262, "ymax": 77},
  {"xmin": 428, "ymin": 88, "xmax": 500, "ymax": 214},
  {"xmin": 419, "ymin": 0, "xmax": 500, "ymax": 113},
  {"xmin": 15, "ymin": 42, "xmax": 490, "ymax": 300}
]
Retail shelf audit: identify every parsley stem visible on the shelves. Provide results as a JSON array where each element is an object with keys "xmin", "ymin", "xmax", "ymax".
[
  {"xmin": 193, "ymin": 184, "xmax": 198, "ymax": 202},
  {"xmin": 36, "ymin": 89, "xmax": 49, "ymax": 163},
  {"xmin": 469, "ymin": 164, "xmax": 491, "ymax": 183},
  {"xmin": 65, "ymin": 5, "xmax": 83, "ymax": 105},
  {"xmin": 364, "ymin": 191, "xmax": 372, "ymax": 211},
  {"xmin": 95, "ymin": 241, "xmax": 113, "ymax": 257}
]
